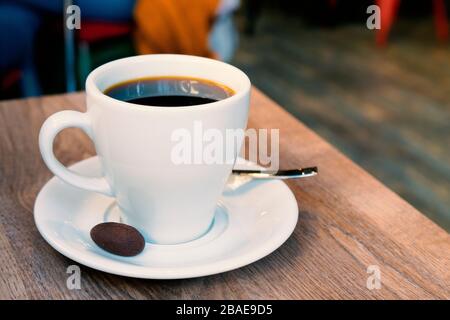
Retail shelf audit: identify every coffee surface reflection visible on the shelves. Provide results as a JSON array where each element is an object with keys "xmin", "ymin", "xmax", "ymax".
[{"xmin": 104, "ymin": 76, "xmax": 235, "ymax": 107}]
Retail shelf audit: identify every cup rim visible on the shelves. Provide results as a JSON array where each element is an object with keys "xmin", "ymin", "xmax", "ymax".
[{"xmin": 86, "ymin": 54, "xmax": 251, "ymax": 111}]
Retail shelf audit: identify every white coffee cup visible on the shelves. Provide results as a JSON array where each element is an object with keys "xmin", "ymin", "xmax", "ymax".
[{"xmin": 39, "ymin": 54, "xmax": 250, "ymax": 244}]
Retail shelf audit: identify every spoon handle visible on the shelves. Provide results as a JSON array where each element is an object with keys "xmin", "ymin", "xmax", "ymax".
[{"xmin": 231, "ymin": 167, "xmax": 318, "ymax": 179}]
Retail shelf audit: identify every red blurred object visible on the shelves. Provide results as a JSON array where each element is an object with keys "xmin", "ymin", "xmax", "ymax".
[
  {"xmin": 376, "ymin": 0, "xmax": 449, "ymax": 46},
  {"xmin": 1, "ymin": 69, "xmax": 21, "ymax": 91},
  {"xmin": 78, "ymin": 21, "xmax": 132, "ymax": 43},
  {"xmin": 74, "ymin": 21, "xmax": 133, "ymax": 89},
  {"xmin": 433, "ymin": 0, "xmax": 449, "ymax": 41},
  {"xmin": 376, "ymin": 0, "xmax": 400, "ymax": 46}
]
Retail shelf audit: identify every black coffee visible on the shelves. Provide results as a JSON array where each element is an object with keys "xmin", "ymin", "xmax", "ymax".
[
  {"xmin": 125, "ymin": 95, "xmax": 217, "ymax": 107},
  {"xmin": 104, "ymin": 76, "xmax": 234, "ymax": 107}
]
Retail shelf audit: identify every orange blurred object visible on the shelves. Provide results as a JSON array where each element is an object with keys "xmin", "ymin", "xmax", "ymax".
[{"xmin": 134, "ymin": 0, "xmax": 220, "ymax": 58}]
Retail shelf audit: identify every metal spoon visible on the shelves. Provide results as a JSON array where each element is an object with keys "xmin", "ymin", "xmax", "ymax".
[{"xmin": 231, "ymin": 167, "xmax": 318, "ymax": 179}]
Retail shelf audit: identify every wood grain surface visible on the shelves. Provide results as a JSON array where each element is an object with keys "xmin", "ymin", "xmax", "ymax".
[
  {"xmin": 233, "ymin": 12, "xmax": 450, "ymax": 230},
  {"xmin": 0, "ymin": 89, "xmax": 449, "ymax": 299}
]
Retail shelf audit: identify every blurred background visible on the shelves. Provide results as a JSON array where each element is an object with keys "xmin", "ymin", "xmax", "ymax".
[{"xmin": 0, "ymin": 0, "xmax": 449, "ymax": 230}]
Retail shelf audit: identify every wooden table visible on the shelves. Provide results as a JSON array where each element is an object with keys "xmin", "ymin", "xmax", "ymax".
[{"xmin": 0, "ymin": 89, "xmax": 449, "ymax": 299}]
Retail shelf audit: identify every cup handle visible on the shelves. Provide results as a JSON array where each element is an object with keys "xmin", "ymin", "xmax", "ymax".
[{"xmin": 39, "ymin": 110, "xmax": 113, "ymax": 197}]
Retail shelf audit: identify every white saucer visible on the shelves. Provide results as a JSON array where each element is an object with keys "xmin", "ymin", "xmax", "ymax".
[{"xmin": 34, "ymin": 156, "xmax": 298, "ymax": 279}]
